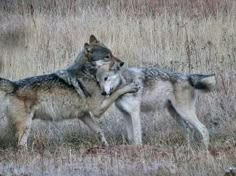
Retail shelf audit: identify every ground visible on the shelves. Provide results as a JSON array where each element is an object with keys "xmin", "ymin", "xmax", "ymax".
[{"xmin": 0, "ymin": 0, "xmax": 235, "ymax": 175}]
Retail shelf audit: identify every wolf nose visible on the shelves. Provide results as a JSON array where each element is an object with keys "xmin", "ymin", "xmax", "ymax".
[
  {"xmin": 101, "ymin": 92, "xmax": 107, "ymax": 96},
  {"xmin": 120, "ymin": 62, "xmax": 124, "ymax": 67}
]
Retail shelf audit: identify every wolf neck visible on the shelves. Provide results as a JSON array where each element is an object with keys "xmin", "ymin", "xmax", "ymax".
[
  {"xmin": 66, "ymin": 51, "xmax": 96, "ymax": 80},
  {"xmin": 119, "ymin": 67, "xmax": 144, "ymax": 84},
  {"xmin": 73, "ymin": 51, "xmax": 87, "ymax": 65}
]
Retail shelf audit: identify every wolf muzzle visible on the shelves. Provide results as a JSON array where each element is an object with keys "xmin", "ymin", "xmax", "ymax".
[{"xmin": 101, "ymin": 91, "xmax": 112, "ymax": 96}]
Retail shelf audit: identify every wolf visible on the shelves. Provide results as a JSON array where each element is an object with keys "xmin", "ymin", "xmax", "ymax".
[
  {"xmin": 0, "ymin": 35, "xmax": 138, "ymax": 149},
  {"xmin": 96, "ymin": 66, "xmax": 216, "ymax": 149}
]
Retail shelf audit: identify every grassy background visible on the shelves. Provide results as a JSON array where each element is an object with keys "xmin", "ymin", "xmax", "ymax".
[{"xmin": 0, "ymin": 0, "xmax": 235, "ymax": 175}]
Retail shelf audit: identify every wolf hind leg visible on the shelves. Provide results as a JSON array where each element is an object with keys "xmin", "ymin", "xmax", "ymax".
[
  {"xmin": 80, "ymin": 115, "xmax": 108, "ymax": 147},
  {"xmin": 176, "ymin": 109, "xmax": 209, "ymax": 150},
  {"xmin": 166, "ymin": 100, "xmax": 194, "ymax": 148},
  {"xmin": 167, "ymin": 100, "xmax": 209, "ymax": 150}
]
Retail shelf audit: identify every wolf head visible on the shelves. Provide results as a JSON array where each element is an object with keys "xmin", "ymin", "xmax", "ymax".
[
  {"xmin": 83, "ymin": 35, "xmax": 124, "ymax": 70},
  {"xmin": 96, "ymin": 67, "xmax": 121, "ymax": 96}
]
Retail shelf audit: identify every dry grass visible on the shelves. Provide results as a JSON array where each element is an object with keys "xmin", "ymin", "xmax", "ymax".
[{"xmin": 0, "ymin": 0, "xmax": 236, "ymax": 175}]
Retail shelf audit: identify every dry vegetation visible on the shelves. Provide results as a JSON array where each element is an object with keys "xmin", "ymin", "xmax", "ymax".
[{"xmin": 0, "ymin": 0, "xmax": 236, "ymax": 175}]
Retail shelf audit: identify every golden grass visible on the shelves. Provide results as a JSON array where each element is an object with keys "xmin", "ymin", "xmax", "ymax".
[{"xmin": 0, "ymin": 0, "xmax": 236, "ymax": 175}]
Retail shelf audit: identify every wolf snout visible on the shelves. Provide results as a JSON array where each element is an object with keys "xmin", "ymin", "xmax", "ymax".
[
  {"xmin": 101, "ymin": 91, "xmax": 112, "ymax": 96},
  {"xmin": 101, "ymin": 91, "xmax": 107, "ymax": 96},
  {"xmin": 120, "ymin": 62, "xmax": 124, "ymax": 67}
]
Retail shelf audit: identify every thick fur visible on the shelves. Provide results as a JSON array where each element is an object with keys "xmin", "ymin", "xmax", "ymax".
[
  {"xmin": 0, "ymin": 35, "xmax": 135, "ymax": 149},
  {"xmin": 96, "ymin": 67, "xmax": 216, "ymax": 149}
]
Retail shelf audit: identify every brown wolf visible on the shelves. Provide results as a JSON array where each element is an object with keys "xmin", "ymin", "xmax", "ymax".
[
  {"xmin": 0, "ymin": 35, "xmax": 138, "ymax": 149},
  {"xmin": 96, "ymin": 66, "xmax": 216, "ymax": 149}
]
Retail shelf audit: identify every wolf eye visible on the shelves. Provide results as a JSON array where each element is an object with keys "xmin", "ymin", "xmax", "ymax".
[
  {"xmin": 105, "ymin": 54, "xmax": 110, "ymax": 59},
  {"xmin": 104, "ymin": 77, "xmax": 108, "ymax": 81}
]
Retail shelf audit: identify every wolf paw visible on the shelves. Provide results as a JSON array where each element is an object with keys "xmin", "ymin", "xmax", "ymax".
[{"xmin": 129, "ymin": 81, "xmax": 141, "ymax": 93}]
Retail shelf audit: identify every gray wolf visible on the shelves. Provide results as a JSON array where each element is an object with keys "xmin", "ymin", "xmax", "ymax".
[
  {"xmin": 55, "ymin": 35, "xmax": 124, "ymax": 99},
  {"xmin": 96, "ymin": 66, "xmax": 216, "ymax": 149},
  {"xmin": 0, "ymin": 35, "xmax": 138, "ymax": 149}
]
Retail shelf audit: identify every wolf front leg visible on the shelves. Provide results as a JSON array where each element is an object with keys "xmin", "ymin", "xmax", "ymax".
[
  {"xmin": 80, "ymin": 115, "xmax": 108, "ymax": 146},
  {"xmin": 91, "ymin": 82, "xmax": 140, "ymax": 118},
  {"xmin": 16, "ymin": 116, "xmax": 32, "ymax": 150},
  {"xmin": 115, "ymin": 96, "xmax": 142, "ymax": 145}
]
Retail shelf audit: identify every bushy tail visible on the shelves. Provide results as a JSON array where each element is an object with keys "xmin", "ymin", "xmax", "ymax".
[
  {"xmin": 0, "ymin": 77, "xmax": 15, "ymax": 93},
  {"xmin": 188, "ymin": 74, "xmax": 216, "ymax": 92}
]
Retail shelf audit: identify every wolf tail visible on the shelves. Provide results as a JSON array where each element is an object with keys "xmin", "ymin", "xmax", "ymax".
[
  {"xmin": 188, "ymin": 74, "xmax": 216, "ymax": 92},
  {"xmin": 0, "ymin": 77, "xmax": 15, "ymax": 93}
]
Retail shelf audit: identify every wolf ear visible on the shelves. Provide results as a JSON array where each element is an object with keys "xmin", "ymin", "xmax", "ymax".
[
  {"xmin": 84, "ymin": 43, "xmax": 92, "ymax": 52},
  {"xmin": 89, "ymin": 35, "xmax": 99, "ymax": 44},
  {"xmin": 84, "ymin": 43, "xmax": 93, "ymax": 60}
]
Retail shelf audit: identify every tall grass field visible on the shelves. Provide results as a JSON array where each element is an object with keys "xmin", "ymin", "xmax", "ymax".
[{"xmin": 0, "ymin": 0, "xmax": 235, "ymax": 175}]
